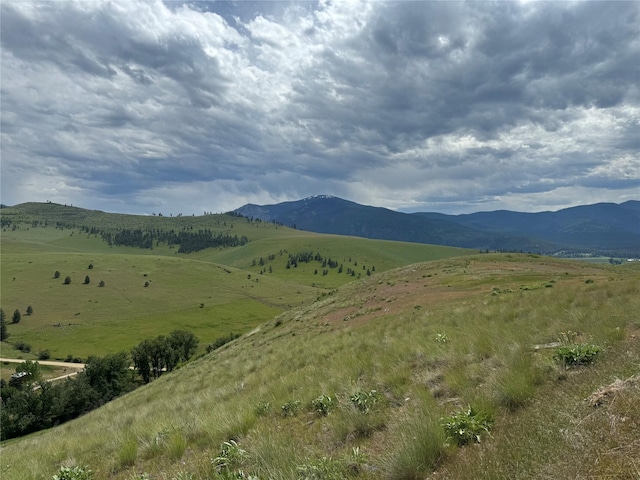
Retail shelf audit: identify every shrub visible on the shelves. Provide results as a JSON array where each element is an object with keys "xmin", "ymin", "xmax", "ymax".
[
  {"xmin": 64, "ymin": 276, "xmax": 72, "ymax": 285},
  {"xmin": 435, "ymin": 332, "xmax": 449, "ymax": 344},
  {"xmin": 350, "ymin": 390, "xmax": 381, "ymax": 413},
  {"xmin": 14, "ymin": 341, "xmax": 31, "ymax": 353},
  {"xmin": 212, "ymin": 440, "xmax": 246, "ymax": 473},
  {"xmin": 207, "ymin": 332, "xmax": 241, "ymax": 353},
  {"xmin": 311, "ymin": 394, "xmax": 335, "ymax": 416},
  {"xmin": 442, "ymin": 406, "xmax": 493, "ymax": 446},
  {"xmin": 26, "ymin": 305, "xmax": 33, "ymax": 315},
  {"xmin": 553, "ymin": 343, "xmax": 601, "ymax": 367},
  {"xmin": 84, "ymin": 275, "xmax": 90, "ymax": 285},
  {"xmin": 281, "ymin": 400, "xmax": 301, "ymax": 417},
  {"xmin": 38, "ymin": 349, "xmax": 51, "ymax": 360},
  {"xmin": 98, "ymin": 280, "xmax": 105, "ymax": 287},
  {"xmin": 52, "ymin": 465, "xmax": 92, "ymax": 480},
  {"xmin": 54, "ymin": 270, "xmax": 61, "ymax": 279},
  {"xmin": 255, "ymin": 401, "xmax": 271, "ymax": 417}
]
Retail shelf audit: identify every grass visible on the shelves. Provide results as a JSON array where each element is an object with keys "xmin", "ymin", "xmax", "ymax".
[
  {"xmin": 1, "ymin": 205, "xmax": 469, "ymax": 358},
  {"xmin": 2, "ymin": 204, "xmax": 639, "ymax": 479},
  {"xmin": 1, "ymin": 254, "xmax": 638, "ymax": 479}
]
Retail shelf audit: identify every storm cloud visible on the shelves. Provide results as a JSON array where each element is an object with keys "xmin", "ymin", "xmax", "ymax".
[{"xmin": 1, "ymin": 0, "xmax": 638, "ymax": 214}]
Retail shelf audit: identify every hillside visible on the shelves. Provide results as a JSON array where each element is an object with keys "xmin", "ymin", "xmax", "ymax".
[
  {"xmin": 1, "ymin": 254, "xmax": 638, "ymax": 479},
  {"xmin": 235, "ymin": 196, "xmax": 640, "ymax": 256},
  {"xmin": 0, "ymin": 202, "xmax": 470, "ymax": 359}
]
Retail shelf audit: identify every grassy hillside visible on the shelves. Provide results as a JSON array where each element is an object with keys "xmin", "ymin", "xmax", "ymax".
[
  {"xmin": 1, "ymin": 203, "xmax": 470, "ymax": 359},
  {"xmin": 1, "ymin": 254, "xmax": 638, "ymax": 479}
]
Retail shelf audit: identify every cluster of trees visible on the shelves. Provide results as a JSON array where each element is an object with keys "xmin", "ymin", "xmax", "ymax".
[
  {"xmin": 281, "ymin": 251, "xmax": 375, "ymax": 277},
  {"xmin": 1, "ymin": 329, "xmax": 200, "ymax": 440},
  {"xmin": 131, "ymin": 330, "xmax": 198, "ymax": 383},
  {"xmin": 96, "ymin": 227, "xmax": 249, "ymax": 253},
  {"xmin": 0, "ymin": 354, "xmax": 133, "ymax": 440},
  {"xmin": 0, "ymin": 307, "xmax": 35, "ymax": 339}
]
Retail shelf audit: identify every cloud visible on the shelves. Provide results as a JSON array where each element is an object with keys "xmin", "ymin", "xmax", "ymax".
[{"xmin": 1, "ymin": 0, "xmax": 638, "ymax": 215}]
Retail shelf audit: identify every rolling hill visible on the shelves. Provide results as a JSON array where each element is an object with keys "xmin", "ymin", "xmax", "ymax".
[
  {"xmin": 1, "ymin": 253, "xmax": 638, "ymax": 479},
  {"xmin": 1, "ymin": 202, "xmax": 639, "ymax": 480},
  {"xmin": 0, "ymin": 202, "xmax": 470, "ymax": 359},
  {"xmin": 235, "ymin": 196, "xmax": 640, "ymax": 256}
]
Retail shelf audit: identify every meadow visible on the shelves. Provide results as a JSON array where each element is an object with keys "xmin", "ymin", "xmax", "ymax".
[
  {"xmin": 1, "ymin": 203, "xmax": 469, "ymax": 360},
  {"xmin": 1, "ymin": 243, "xmax": 638, "ymax": 479}
]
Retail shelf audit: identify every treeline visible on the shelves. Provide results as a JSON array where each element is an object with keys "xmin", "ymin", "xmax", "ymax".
[
  {"xmin": 0, "ymin": 330, "xmax": 199, "ymax": 440},
  {"xmin": 0, "ymin": 354, "xmax": 133, "ymax": 440},
  {"xmin": 283, "ymin": 251, "xmax": 375, "ymax": 277},
  {"xmin": 131, "ymin": 330, "xmax": 198, "ymax": 383},
  {"xmin": 94, "ymin": 227, "xmax": 249, "ymax": 253}
]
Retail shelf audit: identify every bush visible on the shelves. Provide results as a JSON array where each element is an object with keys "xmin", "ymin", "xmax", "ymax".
[
  {"xmin": 255, "ymin": 401, "xmax": 271, "ymax": 417},
  {"xmin": 281, "ymin": 400, "xmax": 301, "ymax": 417},
  {"xmin": 38, "ymin": 350, "xmax": 51, "ymax": 360},
  {"xmin": 311, "ymin": 393, "xmax": 335, "ymax": 416},
  {"xmin": 442, "ymin": 406, "xmax": 493, "ymax": 446},
  {"xmin": 350, "ymin": 390, "xmax": 381, "ymax": 413},
  {"xmin": 553, "ymin": 343, "xmax": 601, "ymax": 367},
  {"xmin": 84, "ymin": 276, "xmax": 90, "ymax": 285},
  {"xmin": 212, "ymin": 440, "xmax": 246, "ymax": 473},
  {"xmin": 54, "ymin": 270, "xmax": 61, "ymax": 279},
  {"xmin": 52, "ymin": 465, "xmax": 92, "ymax": 480},
  {"xmin": 14, "ymin": 341, "xmax": 31, "ymax": 353},
  {"xmin": 64, "ymin": 276, "xmax": 71, "ymax": 285},
  {"xmin": 26, "ymin": 305, "xmax": 33, "ymax": 315},
  {"xmin": 207, "ymin": 332, "xmax": 241, "ymax": 353}
]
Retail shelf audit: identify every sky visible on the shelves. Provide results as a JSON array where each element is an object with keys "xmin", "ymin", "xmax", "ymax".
[{"xmin": 1, "ymin": 0, "xmax": 638, "ymax": 216}]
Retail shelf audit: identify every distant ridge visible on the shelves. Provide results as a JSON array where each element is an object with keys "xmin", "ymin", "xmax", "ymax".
[{"xmin": 235, "ymin": 197, "xmax": 640, "ymax": 256}]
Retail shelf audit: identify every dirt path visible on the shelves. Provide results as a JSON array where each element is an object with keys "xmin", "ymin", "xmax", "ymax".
[{"xmin": 0, "ymin": 358, "xmax": 86, "ymax": 369}]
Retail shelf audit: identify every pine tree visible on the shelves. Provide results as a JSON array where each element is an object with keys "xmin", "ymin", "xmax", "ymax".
[{"xmin": 0, "ymin": 309, "xmax": 8, "ymax": 341}]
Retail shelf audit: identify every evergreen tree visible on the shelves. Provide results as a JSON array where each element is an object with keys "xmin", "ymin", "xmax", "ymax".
[
  {"xmin": 84, "ymin": 275, "xmax": 90, "ymax": 285},
  {"xmin": 26, "ymin": 306, "xmax": 33, "ymax": 315},
  {"xmin": 12, "ymin": 309, "xmax": 21, "ymax": 324},
  {"xmin": 0, "ymin": 309, "xmax": 8, "ymax": 341}
]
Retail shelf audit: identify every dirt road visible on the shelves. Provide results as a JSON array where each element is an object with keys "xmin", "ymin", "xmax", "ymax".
[{"xmin": 0, "ymin": 358, "xmax": 86, "ymax": 369}]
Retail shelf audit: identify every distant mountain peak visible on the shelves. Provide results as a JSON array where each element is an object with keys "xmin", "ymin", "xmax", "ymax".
[{"xmin": 302, "ymin": 194, "xmax": 337, "ymax": 201}]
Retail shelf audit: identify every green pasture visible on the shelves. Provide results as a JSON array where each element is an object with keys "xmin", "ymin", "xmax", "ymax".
[
  {"xmin": 1, "ymin": 205, "xmax": 471, "ymax": 360},
  {"xmin": 0, "ymin": 248, "xmax": 314, "ymax": 359},
  {"xmin": 1, "ymin": 254, "xmax": 638, "ymax": 479}
]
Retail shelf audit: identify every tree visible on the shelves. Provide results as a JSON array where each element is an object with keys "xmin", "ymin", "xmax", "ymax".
[
  {"xmin": 98, "ymin": 280, "xmax": 105, "ymax": 287},
  {"xmin": 168, "ymin": 330, "xmax": 199, "ymax": 363},
  {"xmin": 54, "ymin": 270, "xmax": 61, "ymax": 279},
  {"xmin": 12, "ymin": 309, "xmax": 21, "ymax": 324},
  {"xmin": 26, "ymin": 305, "xmax": 33, "ymax": 316},
  {"xmin": 88, "ymin": 263, "xmax": 94, "ymax": 269},
  {"xmin": 131, "ymin": 340, "xmax": 153, "ymax": 383},
  {"xmin": 0, "ymin": 309, "xmax": 8, "ymax": 341},
  {"xmin": 64, "ymin": 276, "xmax": 72, "ymax": 285},
  {"xmin": 83, "ymin": 352, "xmax": 132, "ymax": 402},
  {"xmin": 84, "ymin": 275, "xmax": 90, "ymax": 285}
]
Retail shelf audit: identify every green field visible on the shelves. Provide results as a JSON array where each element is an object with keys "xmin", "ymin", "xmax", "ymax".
[
  {"xmin": 1, "ymin": 203, "xmax": 638, "ymax": 480},
  {"xmin": 0, "ymin": 203, "xmax": 470, "ymax": 359}
]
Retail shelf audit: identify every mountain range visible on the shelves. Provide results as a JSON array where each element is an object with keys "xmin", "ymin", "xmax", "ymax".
[{"xmin": 234, "ymin": 196, "xmax": 640, "ymax": 257}]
